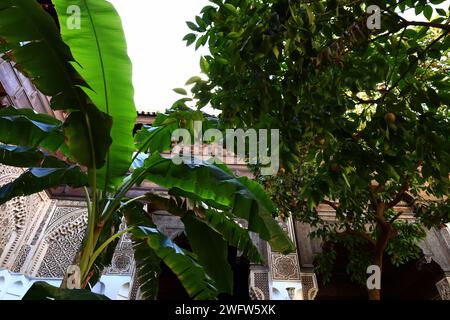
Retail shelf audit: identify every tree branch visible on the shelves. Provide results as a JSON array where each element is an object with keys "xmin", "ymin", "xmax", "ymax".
[
  {"xmin": 322, "ymin": 200, "xmax": 339, "ymax": 211},
  {"xmin": 368, "ymin": 192, "xmax": 379, "ymax": 212},
  {"xmin": 387, "ymin": 161, "xmax": 422, "ymax": 208},
  {"xmin": 387, "ymin": 179, "xmax": 410, "ymax": 208},
  {"xmin": 401, "ymin": 21, "xmax": 450, "ymax": 32},
  {"xmin": 389, "ymin": 211, "xmax": 403, "ymax": 223}
]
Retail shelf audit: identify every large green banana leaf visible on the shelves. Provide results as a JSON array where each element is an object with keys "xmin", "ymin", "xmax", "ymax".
[
  {"xmin": 0, "ymin": 107, "xmax": 63, "ymax": 151},
  {"xmin": 0, "ymin": 145, "xmax": 68, "ymax": 168},
  {"xmin": 122, "ymin": 202, "xmax": 161, "ymax": 300},
  {"xmin": 124, "ymin": 203, "xmax": 218, "ymax": 300},
  {"xmin": 0, "ymin": 145, "xmax": 44, "ymax": 168},
  {"xmin": 167, "ymin": 188, "xmax": 264, "ymax": 263},
  {"xmin": 23, "ymin": 282, "xmax": 109, "ymax": 300},
  {"xmin": 0, "ymin": 0, "xmax": 112, "ymax": 169},
  {"xmin": 53, "ymin": 0, "xmax": 137, "ymax": 189},
  {"xmin": 133, "ymin": 153, "xmax": 295, "ymax": 254},
  {"xmin": 144, "ymin": 190, "xmax": 260, "ymax": 293},
  {"xmin": 134, "ymin": 123, "xmax": 178, "ymax": 155},
  {"xmin": 0, "ymin": 166, "xmax": 87, "ymax": 205},
  {"xmin": 203, "ymin": 208, "xmax": 264, "ymax": 264},
  {"xmin": 182, "ymin": 214, "xmax": 233, "ymax": 295},
  {"xmin": 134, "ymin": 110, "xmax": 221, "ymax": 154}
]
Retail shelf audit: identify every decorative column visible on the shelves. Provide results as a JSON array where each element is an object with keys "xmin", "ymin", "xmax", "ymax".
[
  {"xmin": 0, "ymin": 165, "xmax": 53, "ymax": 274},
  {"xmin": 268, "ymin": 216, "xmax": 303, "ymax": 300},
  {"xmin": 249, "ymin": 264, "xmax": 271, "ymax": 300},
  {"xmin": 300, "ymin": 272, "xmax": 319, "ymax": 300},
  {"xmin": 293, "ymin": 220, "xmax": 321, "ymax": 300},
  {"xmin": 249, "ymin": 215, "xmax": 319, "ymax": 300},
  {"xmin": 128, "ymin": 271, "xmax": 142, "ymax": 300}
]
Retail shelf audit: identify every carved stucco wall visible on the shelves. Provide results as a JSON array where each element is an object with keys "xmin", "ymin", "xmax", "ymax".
[
  {"xmin": 268, "ymin": 217, "xmax": 304, "ymax": 300},
  {"xmin": 0, "ymin": 165, "xmax": 134, "ymax": 282},
  {"xmin": 34, "ymin": 203, "xmax": 88, "ymax": 278},
  {"xmin": 0, "ymin": 165, "xmax": 52, "ymax": 272},
  {"xmin": 0, "ymin": 166, "xmax": 187, "ymax": 300},
  {"xmin": 247, "ymin": 216, "xmax": 305, "ymax": 300}
]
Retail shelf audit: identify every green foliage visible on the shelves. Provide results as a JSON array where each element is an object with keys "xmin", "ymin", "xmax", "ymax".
[
  {"xmin": 164, "ymin": 188, "xmax": 264, "ymax": 263},
  {"xmin": 0, "ymin": 0, "xmax": 309, "ymax": 300},
  {"xmin": 186, "ymin": 0, "xmax": 450, "ymax": 294},
  {"xmin": 0, "ymin": 107, "xmax": 63, "ymax": 152},
  {"xmin": 53, "ymin": 0, "xmax": 137, "ymax": 189},
  {"xmin": 0, "ymin": 145, "xmax": 67, "ymax": 168},
  {"xmin": 133, "ymin": 109, "xmax": 217, "ymax": 156},
  {"xmin": 121, "ymin": 203, "xmax": 161, "ymax": 300},
  {"xmin": 203, "ymin": 208, "xmax": 264, "ymax": 263},
  {"xmin": 124, "ymin": 203, "xmax": 218, "ymax": 300},
  {"xmin": 0, "ymin": 0, "xmax": 112, "ymax": 169},
  {"xmin": 133, "ymin": 152, "xmax": 295, "ymax": 254},
  {"xmin": 386, "ymin": 220, "xmax": 426, "ymax": 267},
  {"xmin": 0, "ymin": 166, "xmax": 87, "ymax": 205},
  {"xmin": 416, "ymin": 199, "xmax": 450, "ymax": 228},
  {"xmin": 182, "ymin": 214, "xmax": 233, "ymax": 295}
]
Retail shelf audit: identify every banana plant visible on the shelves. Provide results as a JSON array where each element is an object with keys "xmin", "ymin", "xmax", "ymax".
[{"xmin": 0, "ymin": 0, "xmax": 294, "ymax": 299}]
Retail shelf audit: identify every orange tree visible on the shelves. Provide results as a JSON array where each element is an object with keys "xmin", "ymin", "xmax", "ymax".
[{"xmin": 185, "ymin": 0, "xmax": 450, "ymax": 299}]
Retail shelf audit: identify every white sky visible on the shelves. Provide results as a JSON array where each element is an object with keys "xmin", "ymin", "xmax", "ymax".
[
  {"xmin": 109, "ymin": 0, "xmax": 210, "ymax": 113},
  {"xmin": 109, "ymin": 0, "xmax": 449, "ymax": 113}
]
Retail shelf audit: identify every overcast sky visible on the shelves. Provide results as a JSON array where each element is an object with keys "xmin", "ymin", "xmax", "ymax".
[
  {"xmin": 108, "ymin": 0, "xmax": 449, "ymax": 113},
  {"xmin": 108, "ymin": 0, "xmax": 209, "ymax": 113}
]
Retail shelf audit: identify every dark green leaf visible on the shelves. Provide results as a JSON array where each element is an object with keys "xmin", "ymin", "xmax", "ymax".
[
  {"xmin": 204, "ymin": 208, "xmax": 264, "ymax": 263},
  {"xmin": 134, "ymin": 153, "xmax": 295, "ymax": 254},
  {"xmin": 54, "ymin": 0, "xmax": 137, "ymax": 188},
  {"xmin": 436, "ymin": 8, "xmax": 447, "ymax": 16},
  {"xmin": 0, "ymin": 145, "xmax": 66, "ymax": 168},
  {"xmin": 0, "ymin": 166, "xmax": 87, "ymax": 205},
  {"xmin": 423, "ymin": 5, "xmax": 433, "ymax": 20},
  {"xmin": 22, "ymin": 282, "xmax": 109, "ymax": 300},
  {"xmin": 186, "ymin": 21, "xmax": 199, "ymax": 32},
  {"xmin": 183, "ymin": 33, "xmax": 197, "ymax": 46},
  {"xmin": 0, "ymin": 107, "xmax": 63, "ymax": 151},
  {"xmin": 0, "ymin": 0, "xmax": 112, "ymax": 169},
  {"xmin": 182, "ymin": 214, "xmax": 233, "ymax": 294},
  {"xmin": 124, "ymin": 203, "xmax": 218, "ymax": 300}
]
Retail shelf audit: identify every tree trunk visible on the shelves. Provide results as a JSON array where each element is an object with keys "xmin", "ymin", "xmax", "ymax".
[
  {"xmin": 368, "ymin": 289, "xmax": 381, "ymax": 300},
  {"xmin": 368, "ymin": 250, "xmax": 384, "ymax": 300},
  {"xmin": 368, "ymin": 202, "xmax": 391, "ymax": 300}
]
